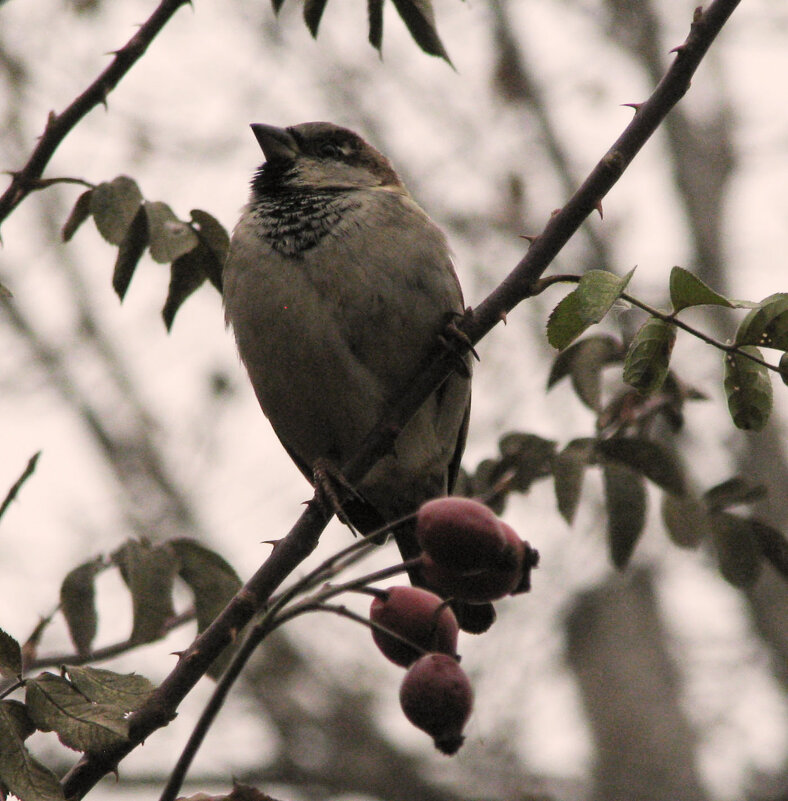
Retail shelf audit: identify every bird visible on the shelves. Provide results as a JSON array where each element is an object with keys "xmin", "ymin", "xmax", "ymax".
[{"xmin": 223, "ymin": 122, "xmax": 491, "ymax": 631}]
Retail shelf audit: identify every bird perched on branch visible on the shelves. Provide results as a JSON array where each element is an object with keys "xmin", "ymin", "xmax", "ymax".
[{"xmin": 223, "ymin": 122, "xmax": 489, "ymax": 631}]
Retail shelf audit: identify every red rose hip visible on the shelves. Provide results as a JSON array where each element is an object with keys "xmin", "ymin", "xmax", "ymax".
[
  {"xmin": 399, "ymin": 653, "xmax": 473, "ymax": 755},
  {"xmin": 415, "ymin": 497, "xmax": 508, "ymax": 573},
  {"xmin": 370, "ymin": 586, "xmax": 459, "ymax": 667}
]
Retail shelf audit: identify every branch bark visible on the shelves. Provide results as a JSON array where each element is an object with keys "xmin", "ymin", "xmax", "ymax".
[{"xmin": 0, "ymin": 0, "xmax": 191, "ymax": 228}]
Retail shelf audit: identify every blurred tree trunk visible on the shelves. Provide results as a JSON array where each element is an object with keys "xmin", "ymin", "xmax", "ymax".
[{"xmin": 566, "ymin": 570, "xmax": 709, "ymax": 801}]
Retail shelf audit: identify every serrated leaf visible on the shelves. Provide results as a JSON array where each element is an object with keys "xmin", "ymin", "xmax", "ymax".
[
  {"xmin": 368, "ymin": 0, "xmax": 384, "ymax": 52},
  {"xmin": 596, "ymin": 437, "xmax": 685, "ymax": 495},
  {"xmin": 60, "ymin": 559, "xmax": 103, "ymax": 657},
  {"xmin": 552, "ymin": 439, "xmax": 595, "ymax": 524},
  {"xmin": 750, "ymin": 520, "xmax": 788, "ymax": 579},
  {"xmin": 26, "ymin": 672, "xmax": 129, "ymax": 753},
  {"xmin": 547, "ymin": 335, "xmax": 624, "ymax": 411},
  {"xmin": 0, "ymin": 628, "xmax": 22, "ymax": 678},
  {"xmin": 723, "ymin": 346, "xmax": 773, "ymax": 431},
  {"xmin": 303, "ymin": 0, "xmax": 329, "ymax": 36},
  {"xmin": 703, "ymin": 476, "xmax": 767, "ymax": 513},
  {"xmin": 669, "ymin": 266, "xmax": 733, "ymax": 312},
  {"xmin": 0, "ymin": 702, "xmax": 64, "ymax": 801},
  {"xmin": 0, "ymin": 700, "xmax": 35, "ymax": 741},
  {"xmin": 170, "ymin": 539, "xmax": 242, "ymax": 679},
  {"xmin": 711, "ymin": 512, "xmax": 761, "ymax": 588},
  {"xmin": 779, "ymin": 352, "xmax": 788, "ymax": 387},
  {"xmin": 603, "ymin": 462, "xmax": 646, "ymax": 569},
  {"xmin": 111, "ymin": 540, "xmax": 177, "ymax": 645},
  {"xmin": 390, "ymin": 0, "xmax": 452, "ymax": 63},
  {"xmin": 65, "ymin": 666, "xmax": 155, "ymax": 712},
  {"xmin": 144, "ymin": 201, "xmax": 199, "ymax": 264},
  {"xmin": 162, "ymin": 247, "xmax": 209, "ymax": 331},
  {"xmin": 547, "ymin": 270, "xmax": 634, "ymax": 350},
  {"xmin": 61, "ymin": 189, "xmax": 94, "ymax": 242},
  {"xmin": 113, "ymin": 206, "xmax": 149, "ymax": 301},
  {"xmin": 90, "ymin": 176, "xmax": 143, "ymax": 245},
  {"xmin": 190, "ymin": 209, "xmax": 229, "ymax": 291},
  {"xmin": 498, "ymin": 432, "xmax": 556, "ymax": 492},
  {"xmin": 170, "ymin": 539, "xmax": 241, "ymax": 632},
  {"xmin": 623, "ymin": 317, "xmax": 676, "ymax": 395},
  {"xmin": 660, "ymin": 492, "xmax": 710, "ymax": 549},
  {"xmin": 735, "ymin": 293, "xmax": 788, "ymax": 350}
]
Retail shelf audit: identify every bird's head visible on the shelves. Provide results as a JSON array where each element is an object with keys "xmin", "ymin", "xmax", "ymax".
[{"xmin": 250, "ymin": 122, "xmax": 404, "ymax": 194}]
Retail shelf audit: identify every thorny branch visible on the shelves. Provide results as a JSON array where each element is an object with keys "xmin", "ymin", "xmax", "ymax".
[
  {"xmin": 59, "ymin": 1, "xmax": 742, "ymax": 798},
  {"xmin": 0, "ymin": 0, "xmax": 191, "ymax": 229}
]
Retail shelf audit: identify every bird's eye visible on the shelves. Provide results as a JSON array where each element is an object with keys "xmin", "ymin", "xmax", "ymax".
[{"xmin": 317, "ymin": 142, "xmax": 344, "ymax": 159}]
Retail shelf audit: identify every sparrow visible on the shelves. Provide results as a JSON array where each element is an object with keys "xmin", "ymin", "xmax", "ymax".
[{"xmin": 223, "ymin": 122, "xmax": 490, "ymax": 630}]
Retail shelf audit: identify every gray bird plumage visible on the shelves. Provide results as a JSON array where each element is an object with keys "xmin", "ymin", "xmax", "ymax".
[{"xmin": 223, "ymin": 121, "xmax": 473, "ymax": 589}]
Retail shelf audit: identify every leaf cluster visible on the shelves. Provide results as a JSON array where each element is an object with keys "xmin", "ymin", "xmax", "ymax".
[
  {"xmin": 546, "ymin": 266, "xmax": 788, "ymax": 431},
  {"xmin": 273, "ymin": 0, "xmax": 452, "ymax": 63},
  {"xmin": 63, "ymin": 176, "xmax": 228, "ymax": 330},
  {"xmin": 0, "ymin": 538, "xmax": 242, "ymax": 801},
  {"xmin": 460, "ymin": 314, "xmax": 788, "ymax": 583}
]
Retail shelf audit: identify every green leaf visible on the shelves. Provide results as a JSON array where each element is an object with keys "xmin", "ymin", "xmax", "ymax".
[
  {"xmin": 547, "ymin": 269, "xmax": 634, "ymax": 350},
  {"xmin": 65, "ymin": 666, "xmax": 155, "ymax": 713},
  {"xmin": 703, "ymin": 476, "xmax": 767, "ymax": 513},
  {"xmin": 497, "ymin": 432, "xmax": 556, "ymax": 492},
  {"xmin": 735, "ymin": 293, "xmax": 788, "ymax": 350},
  {"xmin": 112, "ymin": 206, "xmax": 149, "ymax": 301},
  {"xmin": 552, "ymin": 438, "xmax": 595, "ymax": 524},
  {"xmin": 547, "ymin": 335, "xmax": 624, "ymax": 411},
  {"xmin": 0, "ymin": 628, "xmax": 22, "ymax": 678},
  {"xmin": 595, "ymin": 437, "xmax": 685, "ymax": 495},
  {"xmin": 603, "ymin": 462, "xmax": 646, "ymax": 568},
  {"xmin": 389, "ymin": 0, "xmax": 452, "ymax": 63},
  {"xmin": 60, "ymin": 558, "xmax": 103, "ymax": 657},
  {"xmin": 723, "ymin": 346, "xmax": 773, "ymax": 431},
  {"xmin": 111, "ymin": 540, "xmax": 178, "ymax": 645},
  {"xmin": 162, "ymin": 247, "xmax": 209, "ymax": 331},
  {"xmin": 89, "ymin": 176, "xmax": 143, "ymax": 245},
  {"xmin": 368, "ymin": 0, "xmax": 384, "ymax": 52},
  {"xmin": 303, "ymin": 0, "xmax": 329, "ymax": 36},
  {"xmin": 623, "ymin": 317, "xmax": 676, "ymax": 395},
  {"xmin": 669, "ymin": 266, "xmax": 733, "ymax": 312},
  {"xmin": 170, "ymin": 539, "xmax": 242, "ymax": 679},
  {"xmin": 750, "ymin": 520, "xmax": 788, "ymax": 579},
  {"xmin": 144, "ymin": 201, "xmax": 199, "ymax": 264},
  {"xmin": 711, "ymin": 512, "xmax": 761, "ymax": 587},
  {"xmin": 190, "ymin": 209, "xmax": 229, "ymax": 291},
  {"xmin": 660, "ymin": 492, "xmax": 710, "ymax": 549},
  {"xmin": 26, "ymin": 672, "xmax": 129, "ymax": 753},
  {"xmin": 779, "ymin": 352, "xmax": 788, "ymax": 387},
  {"xmin": 169, "ymin": 539, "xmax": 241, "ymax": 633},
  {"xmin": 61, "ymin": 189, "xmax": 94, "ymax": 242},
  {"xmin": 0, "ymin": 701, "xmax": 64, "ymax": 801}
]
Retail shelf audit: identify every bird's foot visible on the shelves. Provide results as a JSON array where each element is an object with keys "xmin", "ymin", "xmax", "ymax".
[
  {"xmin": 438, "ymin": 311, "xmax": 479, "ymax": 378},
  {"xmin": 311, "ymin": 458, "xmax": 363, "ymax": 531}
]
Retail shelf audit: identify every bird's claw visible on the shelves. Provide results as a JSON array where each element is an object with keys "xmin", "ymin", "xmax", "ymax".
[{"xmin": 439, "ymin": 312, "xmax": 478, "ymax": 379}]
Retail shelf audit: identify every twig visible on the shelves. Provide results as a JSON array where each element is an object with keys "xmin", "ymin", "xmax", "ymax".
[
  {"xmin": 0, "ymin": 0, "xmax": 191, "ymax": 228},
  {"xmin": 26, "ymin": 610, "xmax": 195, "ymax": 671},
  {"xmin": 58, "ymin": 2, "xmax": 742, "ymax": 797},
  {"xmin": 0, "ymin": 451, "xmax": 41, "ymax": 523},
  {"xmin": 533, "ymin": 273, "xmax": 783, "ymax": 373}
]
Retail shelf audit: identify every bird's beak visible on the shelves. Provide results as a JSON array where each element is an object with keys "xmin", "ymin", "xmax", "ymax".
[{"xmin": 250, "ymin": 124, "xmax": 299, "ymax": 161}]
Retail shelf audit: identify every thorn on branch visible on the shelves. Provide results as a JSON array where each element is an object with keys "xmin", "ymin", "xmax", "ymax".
[{"xmin": 622, "ymin": 102, "xmax": 643, "ymax": 113}]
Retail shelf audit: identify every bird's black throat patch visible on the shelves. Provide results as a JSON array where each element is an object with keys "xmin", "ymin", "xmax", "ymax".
[{"xmin": 250, "ymin": 173, "xmax": 361, "ymax": 257}]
